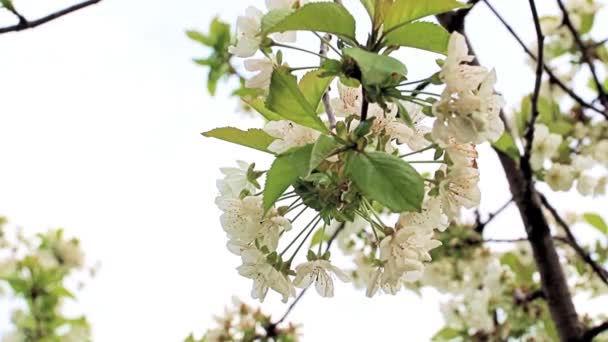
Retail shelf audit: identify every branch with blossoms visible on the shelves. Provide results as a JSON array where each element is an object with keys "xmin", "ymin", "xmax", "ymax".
[
  {"xmin": 0, "ymin": 217, "xmax": 93, "ymax": 341},
  {"xmin": 189, "ymin": 0, "xmax": 608, "ymax": 341}
]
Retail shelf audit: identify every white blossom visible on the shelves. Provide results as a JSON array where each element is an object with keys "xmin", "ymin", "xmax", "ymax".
[
  {"xmin": 216, "ymin": 161, "xmax": 256, "ymax": 200},
  {"xmin": 55, "ymin": 239, "xmax": 84, "ymax": 268},
  {"xmin": 444, "ymin": 138, "xmax": 478, "ymax": 168},
  {"xmin": 545, "ymin": 163, "xmax": 575, "ymax": 191},
  {"xmin": 379, "ymin": 223, "xmax": 441, "ymax": 289},
  {"xmin": 228, "ymin": 7, "xmax": 264, "ymax": 58},
  {"xmin": 593, "ymin": 140, "xmax": 608, "ymax": 165},
  {"xmin": 244, "ymin": 58, "xmax": 274, "ymax": 90},
  {"xmin": 397, "ymin": 196, "xmax": 449, "ymax": 232},
  {"xmin": 440, "ymin": 32, "xmax": 488, "ymax": 93},
  {"xmin": 439, "ymin": 165, "xmax": 481, "ymax": 219},
  {"xmin": 595, "ymin": 176, "xmax": 607, "ymax": 196},
  {"xmin": 577, "ymin": 174, "xmax": 597, "ymax": 196},
  {"xmin": 331, "ymin": 82, "xmax": 362, "ymax": 116},
  {"xmin": 217, "ymin": 196, "xmax": 291, "ymax": 253},
  {"xmin": 293, "ymin": 259, "xmax": 350, "ymax": 297},
  {"xmin": 264, "ymin": 120, "xmax": 321, "ymax": 154},
  {"xmin": 530, "ymin": 124, "xmax": 562, "ymax": 170},
  {"xmin": 237, "ymin": 248, "xmax": 295, "ymax": 302}
]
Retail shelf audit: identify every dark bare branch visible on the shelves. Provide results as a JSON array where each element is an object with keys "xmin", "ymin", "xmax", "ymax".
[
  {"xmin": 582, "ymin": 321, "xmax": 608, "ymax": 342},
  {"xmin": 482, "ymin": 0, "xmax": 608, "ymax": 119},
  {"xmin": 0, "ymin": 0, "xmax": 102, "ymax": 35},
  {"xmin": 556, "ymin": 0, "xmax": 608, "ymax": 110},
  {"xmin": 539, "ymin": 193, "xmax": 608, "ymax": 286},
  {"xmin": 475, "ymin": 198, "xmax": 513, "ymax": 233}
]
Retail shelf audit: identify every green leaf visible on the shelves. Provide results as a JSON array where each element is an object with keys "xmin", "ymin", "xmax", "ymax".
[
  {"xmin": 432, "ymin": 327, "xmax": 462, "ymax": 341},
  {"xmin": 492, "ymin": 131, "xmax": 520, "ymax": 161},
  {"xmin": 360, "ymin": 0, "xmax": 375, "ymax": 19},
  {"xmin": 343, "ymin": 47, "xmax": 407, "ymax": 86},
  {"xmin": 384, "ymin": 21, "xmax": 450, "ymax": 55},
  {"xmin": 583, "ymin": 213, "xmax": 608, "ymax": 235},
  {"xmin": 310, "ymin": 227, "xmax": 330, "ymax": 247},
  {"xmin": 186, "ymin": 30, "xmax": 214, "ymax": 46},
  {"xmin": 244, "ymin": 98, "xmax": 283, "ymax": 121},
  {"xmin": 309, "ymin": 135, "xmax": 343, "ymax": 172},
  {"xmin": 384, "ymin": 0, "xmax": 469, "ymax": 31},
  {"xmin": 263, "ymin": 2, "xmax": 357, "ymax": 40},
  {"xmin": 266, "ymin": 67, "xmax": 329, "ymax": 133},
  {"xmin": 202, "ymin": 127, "xmax": 276, "ymax": 153},
  {"xmin": 299, "ymin": 70, "xmax": 335, "ymax": 112},
  {"xmin": 264, "ymin": 145, "xmax": 314, "ymax": 211},
  {"xmin": 345, "ymin": 151, "xmax": 424, "ymax": 212}
]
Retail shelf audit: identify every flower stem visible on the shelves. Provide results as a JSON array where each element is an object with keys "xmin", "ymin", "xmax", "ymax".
[
  {"xmin": 399, "ymin": 144, "xmax": 436, "ymax": 158},
  {"xmin": 280, "ymin": 214, "xmax": 320, "ymax": 257},
  {"xmin": 273, "ymin": 43, "xmax": 329, "ymax": 59},
  {"xmin": 288, "ymin": 216, "xmax": 323, "ymax": 262}
]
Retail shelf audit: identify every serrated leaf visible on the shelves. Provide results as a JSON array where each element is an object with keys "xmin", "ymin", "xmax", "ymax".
[
  {"xmin": 299, "ymin": 70, "xmax": 335, "ymax": 112},
  {"xmin": 583, "ymin": 213, "xmax": 608, "ymax": 235},
  {"xmin": 244, "ymin": 98, "xmax": 283, "ymax": 121},
  {"xmin": 202, "ymin": 127, "xmax": 275, "ymax": 153},
  {"xmin": 264, "ymin": 144, "xmax": 313, "ymax": 211},
  {"xmin": 345, "ymin": 151, "xmax": 424, "ymax": 212},
  {"xmin": 343, "ymin": 47, "xmax": 407, "ymax": 86},
  {"xmin": 263, "ymin": 2, "xmax": 357, "ymax": 40},
  {"xmin": 266, "ymin": 67, "xmax": 329, "ymax": 133},
  {"xmin": 384, "ymin": 21, "xmax": 450, "ymax": 55},
  {"xmin": 384, "ymin": 0, "xmax": 469, "ymax": 32},
  {"xmin": 492, "ymin": 131, "xmax": 521, "ymax": 161},
  {"xmin": 309, "ymin": 135, "xmax": 343, "ymax": 172}
]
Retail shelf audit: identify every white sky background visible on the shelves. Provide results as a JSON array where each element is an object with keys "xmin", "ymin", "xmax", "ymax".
[{"xmin": 0, "ymin": 0, "xmax": 606, "ymax": 340}]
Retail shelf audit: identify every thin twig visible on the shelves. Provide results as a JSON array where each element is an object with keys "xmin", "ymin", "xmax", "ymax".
[
  {"xmin": 521, "ymin": 0, "xmax": 545, "ymax": 181},
  {"xmin": 482, "ymin": 0, "xmax": 608, "ymax": 119},
  {"xmin": 539, "ymin": 193, "xmax": 608, "ymax": 286},
  {"xmin": 319, "ymin": 33, "xmax": 337, "ymax": 129},
  {"xmin": 556, "ymin": 0, "xmax": 608, "ymax": 110},
  {"xmin": 0, "ymin": 0, "xmax": 102, "ymax": 34},
  {"xmin": 475, "ymin": 197, "xmax": 514, "ymax": 233}
]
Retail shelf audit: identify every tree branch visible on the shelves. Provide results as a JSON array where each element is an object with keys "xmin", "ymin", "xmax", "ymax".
[
  {"xmin": 438, "ymin": 5, "xmax": 584, "ymax": 340},
  {"xmin": 482, "ymin": 0, "xmax": 608, "ymax": 119},
  {"xmin": 582, "ymin": 321, "xmax": 608, "ymax": 342},
  {"xmin": 0, "ymin": 0, "xmax": 102, "ymax": 35},
  {"xmin": 319, "ymin": 33, "xmax": 337, "ymax": 129},
  {"xmin": 539, "ymin": 193, "xmax": 608, "ymax": 286},
  {"xmin": 521, "ymin": 0, "xmax": 545, "ymax": 181},
  {"xmin": 474, "ymin": 197, "xmax": 513, "ymax": 233},
  {"xmin": 556, "ymin": 0, "xmax": 608, "ymax": 110}
]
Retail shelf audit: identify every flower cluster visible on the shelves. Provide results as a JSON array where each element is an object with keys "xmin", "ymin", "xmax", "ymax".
[
  {"xmin": 0, "ymin": 219, "xmax": 92, "ymax": 342},
  {"xmin": 207, "ymin": 16, "xmax": 505, "ymax": 301},
  {"xmin": 186, "ymin": 297, "xmax": 300, "ymax": 342}
]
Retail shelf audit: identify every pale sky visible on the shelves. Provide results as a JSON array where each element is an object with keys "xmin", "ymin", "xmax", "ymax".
[{"xmin": 0, "ymin": 0, "xmax": 606, "ymax": 341}]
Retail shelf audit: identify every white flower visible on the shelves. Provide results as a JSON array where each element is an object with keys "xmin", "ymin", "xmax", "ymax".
[
  {"xmin": 444, "ymin": 138, "xmax": 478, "ymax": 168},
  {"xmin": 293, "ymin": 259, "xmax": 350, "ymax": 297},
  {"xmin": 265, "ymin": 0, "xmax": 306, "ymax": 43},
  {"xmin": 331, "ymin": 82, "xmax": 362, "ymax": 116},
  {"xmin": 399, "ymin": 102, "xmax": 432, "ymax": 151},
  {"xmin": 217, "ymin": 196, "xmax": 291, "ymax": 253},
  {"xmin": 216, "ymin": 161, "xmax": 256, "ymax": 200},
  {"xmin": 593, "ymin": 140, "xmax": 608, "ymax": 165},
  {"xmin": 237, "ymin": 248, "xmax": 295, "ymax": 302},
  {"xmin": 545, "ymin": 163, "xmax": 575, "ymax": 191},
  {"xmin": 55, "ymin": 239, "xmax": 84, "ymax": 268},
  {"xmin": 244, "ymin": 58, "xmax": 274, "ymax": 90},
  {"xmin": 0, "ymin": 260, "xmax": 16, "ymax": 277},
  {"xmin": 440, "ymin": 32, "xmax": 489, "ymax": 93},
  {"xmin": 433, "ymin": 70, "xmax": 504, "ymax": 144},
  {"xmin": 379, "ymin": 224, "xmax": 441, "ymax": 288},
  {"xmin": 572, "ymin": 155, "xmax": 595, "ymax": 173},
  {"xmin": 595, "ymin": 176, "xmax": 607, "ymax": 196},
  {"xmin": 397, "ymin": 196, "xmax": 449, "ymax": 232},
  {"xmin": 228, "ymin": 7, "xmax": 264, "ymax": 58},
  {"xmin": 530, "ymin": 124, "xmax": 562, "ymax": 170},
  {"xmin": 577, "ymin": 174, "xmax": 597, "ymax": 196},
  {"xmin": 264, "ymin": 120, "xmax": 321, "ymax": 154},
  {"xmin": 439, "ymin": 165, "xmax": 481, "ymax": 219}
]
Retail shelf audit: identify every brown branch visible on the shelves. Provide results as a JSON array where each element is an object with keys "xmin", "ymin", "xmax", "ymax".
[
  {"xmin": 514, "ymin": 288, "xmax": 545, "ymax": 305},
  {"xmin": 521, "ymin": 0, "xmax": 545, "ymax": 181},
  {"xmin": 539, "ymin": 193, "xmax": 608, "ymax": 286},
  {"xmin": 482, "ymin": 0, "xmax": 608, "ymax": 119},
  {"xmin": 582, "ymin": 321, "xmax": 608, "ymax": 342},
  {"xmin": 475, "ymin": 198, "xmax": 513, "ymax": 233},
  {"xmin": 556, "ymin": 0, "xmax": 608, "ymax": 110},
  {"xmin": 0, "ymin": 0, "xmax": 102, "ymax": 34},
  {"xmin": 438, "ymin": 5, "xmax": 584, "ymax": 340},
  {"xmin": 318, "ymin": 33, "xmax": 337, "ymax": 129}
]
